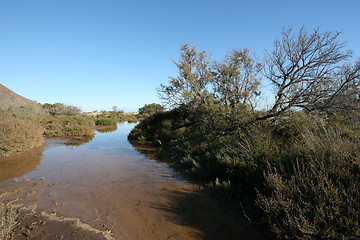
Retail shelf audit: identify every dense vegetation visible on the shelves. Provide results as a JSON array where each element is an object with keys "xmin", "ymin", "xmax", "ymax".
[
  {"xmin": 95, "ymin": 118, "xmax": 117, "ymax": 126},
  {"xmin": 42, "ymin": 102, "xmax": 82, "ymax": 116},
  {"xmin": 137, "ymin": 103, "xmax": 165, "ymax": 119},
  {"xmin": 0, "ymin": 114, "xmax": 44, "ymax": 156},
  {"xmin": 129, "ymin": 27, "xmax": 360, "ymax": 239},
  {"xmin": 39, "ymin": 115, "xmax": 95, "ymax": 137}
]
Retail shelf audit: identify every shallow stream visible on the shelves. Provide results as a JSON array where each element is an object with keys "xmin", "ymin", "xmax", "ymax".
[{"xmin": 0, "ymin": 123, "xmax": 261, "ymax": 239}]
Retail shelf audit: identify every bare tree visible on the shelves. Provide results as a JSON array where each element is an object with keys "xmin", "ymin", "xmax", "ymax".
[
  {"xmin": 212, "ymin": 48, "xmax": 262, "ymax": 110},
  {"xmin": 319, "ymin": 60, "xmax": 360, "ymax": 113},
  {"xmin": 158, "ymin": 44, "xmax": 212, "ymax": 109},
  {"xmin": 262, "ymin": 27, "xmax": 358, "ymax": 119}
]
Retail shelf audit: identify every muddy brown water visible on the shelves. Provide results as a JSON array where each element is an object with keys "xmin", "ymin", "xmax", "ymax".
[{"xmin": 0, "ymin": 123, "xmax": 263, "ymax": 240}]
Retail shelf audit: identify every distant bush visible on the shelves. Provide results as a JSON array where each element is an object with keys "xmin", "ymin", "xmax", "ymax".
[
  {"xmin": 95, "ymin": 118, "xmax": 117, "ymax": 126},
  {"xmin": 42, "ymin": 103, "xmax": 82, "ymax": 116},
  {"xmin": 89, "ymin": 111, "xmax": 139, "ymax": 123},
  {"xmin": 118, "ymin": 113, "xmax": 139, "ymax": 123},
  {"xmin": 0, "ymin": 114, "xmax": 44, "ymax": 156},
  {"xmin": 41, "ymin": 115, "xmax": 95, "ymax": 137}
]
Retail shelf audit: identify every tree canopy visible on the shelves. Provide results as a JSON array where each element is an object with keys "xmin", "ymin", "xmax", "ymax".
[{"xmin": 160, "ymin": 27, "xmax": 360, "ymax": 120}]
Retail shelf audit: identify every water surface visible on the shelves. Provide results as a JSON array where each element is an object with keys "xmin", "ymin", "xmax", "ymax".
[{"xmin": 0, "ymin": 123, "xmax": 261, "ymax": 239}]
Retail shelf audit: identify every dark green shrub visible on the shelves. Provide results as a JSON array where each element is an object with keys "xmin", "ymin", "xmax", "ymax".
[
  {"xmin": 138, "ymin": 103, "xmax": 165, "ymax": 119},
  {"xmin": 128, "ymin": 106, "xmax": 191, "ymax": 142}
]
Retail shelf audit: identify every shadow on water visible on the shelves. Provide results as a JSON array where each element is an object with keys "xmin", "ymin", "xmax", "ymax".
[
  {"xmin": 0, "ymin": 145, "xmax": 44, "ymax": 181},
  {"xmin": 129, "ymin": 139, "xmax": 267, "ymax": 240},
  {"xmin": 129, "ymin": 140, "xmax": 168, "ymax": 162},
  {"xmin": 154, "ymin": 188, "xmax": 267, "ymax": 240}
]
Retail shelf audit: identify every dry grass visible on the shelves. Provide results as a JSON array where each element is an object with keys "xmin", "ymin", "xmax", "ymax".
[{"xmin": 0, "ymin": 203, "xmax": 18, "ymax": 240}]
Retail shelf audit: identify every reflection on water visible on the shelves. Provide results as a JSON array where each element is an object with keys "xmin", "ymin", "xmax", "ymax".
[
  {"xmin": 0, "ymin": 122, "xmax": 261, "ymax": 240},
  {"xmin": 96, "ymin": 125, "xmax": 118, "ymax": 134},
  {"xmin": 64, "ymin": 135, "xmax": 95, "ymax": 147},
  {"xmin": 0, "ymin": 145, "xmax": 44, "ymax": 181},
  {"xmin": 129, "ymin": 140, "xmax": 166, "ymax": 162}
]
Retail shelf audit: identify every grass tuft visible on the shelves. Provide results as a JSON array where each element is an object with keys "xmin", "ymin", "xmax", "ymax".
[{"xmin": 0, "ymin": 203, "xmax": 18, "ymax": 240}]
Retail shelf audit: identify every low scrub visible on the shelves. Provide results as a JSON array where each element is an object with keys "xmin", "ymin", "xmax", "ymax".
[
  {"xmin": 41, "ymin": 115, "xmax": 95, "ymax": 137},
  {"xmin": 257, "ymin": 127, "xmax": 360, "ymax": 239},
  {"xmin": 0, "ymin": 114, "xmax": 44, "ymax": 156},
  {"xmin": 2, "ymin": 104, "xmax": 47, "ymax": 120},
  {"xmin": 95, "ymin": 118, "xmax": 117, "ymax": 126},
  {"xmin": 42, "ymin": 103, "xmax": 82, "ymax": 116}
]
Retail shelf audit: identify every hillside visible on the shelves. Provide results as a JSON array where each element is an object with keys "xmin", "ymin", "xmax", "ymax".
[
  {"xmin": 0, "ymin": 83, "xmax": 38, "ymax": 110},
  {"xmin": 0, "ymin": 83, "xmax": 44, "ymax": 118}
]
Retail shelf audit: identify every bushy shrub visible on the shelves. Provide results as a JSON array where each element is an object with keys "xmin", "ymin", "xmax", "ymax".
[
  {"xmin": 257, "ymin": 127, "xmax": 360, "ymax": 239},
  {"xmin": 122, "ymin": 114, "xmax": 139, "ymax": 123},
  {"xmin": 2, "ymin": 103, "xmax": 47, "ymax": 119},
  {"xmin": 90, "ymin": 111, "xmax": 139, "ymax": 123},
  {"xmin": 138, "ymin": 103, "xmax": 164, "ymax": 119},
  {"xmin": 0, "ymin": 114, "xmax": 44, "ymax": 156},
  {"xmin": 128, "ymin": 106, "xmax": 191, "ymax": 142},
  {"xmin": 41, "ymin": 115, "xmax": 95, "ymax": 137},
  {"xmin": 95, "ymin": 118, "xmax": 117, "ymax": 126},
  {"xmin": 42, "ymin": 103, "xmax": 82, "ymax": 116}
]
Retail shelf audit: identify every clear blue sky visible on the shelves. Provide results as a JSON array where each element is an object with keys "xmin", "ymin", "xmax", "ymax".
[{"xmin": 1, "ymin": 0, "xmax": 359, "ymax": 112}]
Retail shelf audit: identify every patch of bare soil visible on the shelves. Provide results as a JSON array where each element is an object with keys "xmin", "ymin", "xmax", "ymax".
[
  {"xmin": 1, "ymin": 182, "xmax": 116, "ymax": 240},
  {"xmin": 12, "ymin": 207, "xmax": 109, "ymax": 240}
]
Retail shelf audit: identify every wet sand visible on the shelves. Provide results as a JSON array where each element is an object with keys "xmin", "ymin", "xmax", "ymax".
[{"xmin": 0, "ymin": 123, "xmax": 264, "ymax": 239}]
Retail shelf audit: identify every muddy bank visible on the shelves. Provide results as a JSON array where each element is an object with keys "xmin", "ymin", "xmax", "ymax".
[
  {"xmin": 1, "ymin": 184, "xmax": 113, "ymax": 240},
  {"xmin": 1, "ymin": 178, "xmax": 263, "ymax": 240},
  {"xmin": 12, "ymin": 207, "xmax": 111, "ymax": 240}
]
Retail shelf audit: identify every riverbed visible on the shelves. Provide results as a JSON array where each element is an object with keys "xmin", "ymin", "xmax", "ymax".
[{"xmin": 0, "ymin": 123, "xmax": 262, "ymax": 239}]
